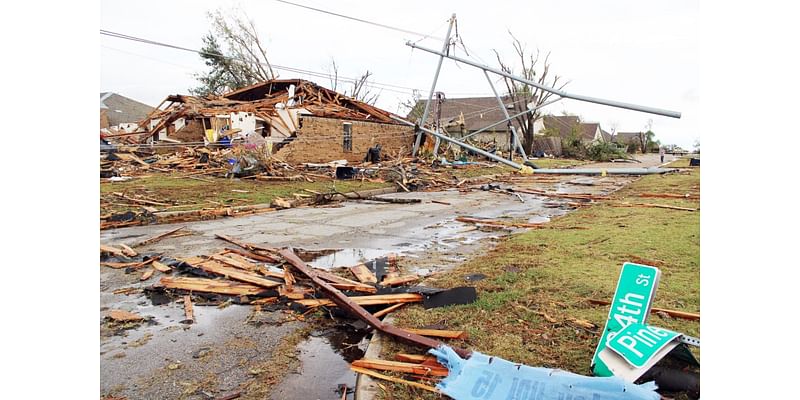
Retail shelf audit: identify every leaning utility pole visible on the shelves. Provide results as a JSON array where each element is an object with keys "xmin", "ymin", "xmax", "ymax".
[{"xmin": 412, "ymin": 14, "xmax": 456, "ymax": 157}]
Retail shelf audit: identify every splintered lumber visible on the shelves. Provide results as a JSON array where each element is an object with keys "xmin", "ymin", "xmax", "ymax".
[
  {"xmin": 350, "ymin": 366, "xmax": 439, "ymax": 393},
  {"xmin": 330, "ymin": 282, "xmax": 378, "ymax": 294},
  {"xmin": 381, "ymin": 275, "xmax": 420, "ymax": 287},
  {"xmin": 195, "ymin": 262, "xmax": 282, "ymax": 288},
  {"xmin": 132, "ymin": 226, "xmax": 186, "ymax": 247},
  {"xmin": 373, "ymin": 303, "xmax": 406, "ymax": 318},
  {"xmin": 151, "ymin": 261, "xmax": 172, "ymax": 273},
  {"xmin": 284, "ymin": 269, "xmax": 295, "ymax": 291},
  {"xmin": 403, "ymin": 329, "xmax": 468, "ymax": 340},
  {"xmin": 159, "ymin": 277, "xmax": 266, "ymax": 296},
  {"xmin": 456, "ymin": 216, "xmax": 544, "ymax": 228},
  {"xmin": 106, "ymin": 310, "xmax": 143, "ymax": 322},
  {"xmin": 210, "ymin": 254, "xmax": 257, "ymax": 272},
  {"xmin": 294, "ymin": 293, "xmax": 423, "ymax": 308},
  {"xmin": 314, "ymin": 269, "xmax": 374, "ymax": 288},
  {"xmin": 140, "ymin": 268, "xmax": 155, "ymax": 281},
  {"xmin": 119, "ymin": 244, "xmax": 138, "ymax": 257},
  {"xmin": 349, "ymin": 263, "xmax": 377, "ymax": 284},
  {"xmin": 587, "ymin": 299, "xmax": 700, "ymax": 321},
  {"xmin": 100, "ymin": 244, "xmax": 126, "ymax": 257},
  {"xmin": 351, "ymin": 359, "xmax": 449, "ymax": 377},
  {"xmin": 280, "ymin": 248, "xmax": 471, "ymax": 358},
  {"xmin": 183, "ymin": 295, "xmax": 194, "ymax": 323},
  {"xmin": 101, "ymin": 261, "xmax": 142, "ymax": 269}
]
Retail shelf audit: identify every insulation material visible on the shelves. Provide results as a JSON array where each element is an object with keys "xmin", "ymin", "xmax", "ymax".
[{"xmin": 429, "ymin": 345, "xmax": 660, "ymax": 400}]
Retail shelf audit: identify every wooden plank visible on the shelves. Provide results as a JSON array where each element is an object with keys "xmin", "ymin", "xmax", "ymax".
[
  {"xmin": 140, "ymin": 268, "xmax": 155, "ymax": 281},
  {"xmin": 295, "ymin": 293, "xmax": 423, "ymax": 307},
  {"xmin": 349, "ymin": 263, "xmax": 377, "ymax": 284},
  {"xmin": 214, "ymin": 233, "xmax": 277, "ymax": 253},
  {"xmin": 224, "ymin": 247, "xmax": 280, "ymax": 263},
  {"xmin": 159, "ymin": 277, "xmax": 265, "ymax": 295},
  {"xmin": 210, "ymin": 254, "xmax": 257, "ymax": 272},
  {"xmin": 330, "ymin": 282, "xmax": 377, "ymax": 294},
  {"xmin": 381, "ymin": 275, "xmax": 419, "ymax": 287},
  {"xmin": 100, "ymin": 244, "xmax": 126, "ymax": 257},
  {"xmin": 587, "ymin": 299, "xmax": 699, "ymax": 321},
  {"xmin": 119, "ymin": 244, "xmax": 138, "ymax": 257},
  {"xmin": 431, "ymin": 200, "xmax": 451, "ymax": 205},
  {"xmin": 351, "ymin": 359, "xmax": 449, "ymax": 377},
  {"xmin": 350, "ymin": 366, "xmax": 439, "ymax": 393},
  {"xmin": 195, "ymin": 261, "xmax": 282, "ymax": 288},
  {"xmin": 373, "ymin": 303, "xmax": 405, "ymax": 318},
  {"xmin": 403, "ymin": 329, "xmax": 468, "ymax": 340},
  {"xmin": 394, "ymin": 353, "xmax": 439, "ymax": 364},
  {"xmin": 183, "ymin": 295, "xmax": 194, "ymax": 323},
  {"xmin": 132, "ymin": 226, "xmax": 186, "ymax": 247},
  {"xmin": 101, "ymin": 261, "xmax": 141, "ymax": 269},
  {"xmin": 151, "ymin": 261, "xmax": 172, "ymax": 273},
  {"xmin": 106, "ymin": 310, "xmax": 143, "ymax": 322}
]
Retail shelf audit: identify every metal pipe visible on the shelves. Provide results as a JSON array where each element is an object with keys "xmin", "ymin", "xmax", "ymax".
[
  {"xmin": 406, "ymin": 42, "xmax": 681, "ymax": 119},
  {"xmin": 460, "ymin": 97, "xmax": 562, "ymax": 141},
  {"xmin": 412, "ymin": 14, "xmax": 456, "ymax": 156},
  {"xmin": 484, "ymin": 70, "xmax": 526, "ymax": 160},
  {"xmin": 392, "ymin": 115, "xmax": 524, "ymax": 170}
]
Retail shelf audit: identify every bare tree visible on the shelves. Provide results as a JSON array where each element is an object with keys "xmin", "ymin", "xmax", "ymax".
[
  {"xmin": 493, "ymin": 32, "xmax": 568, "ymax": 154},
  {"xmin": 637, "ymin": 118, "xmax": 654, "ymax": 154},
  {"xmin": 326, "ymin": 59, "xmax": 381, "ymax": 105},
  {"xmin": 208, "ymin": 9, "xmax": 276, "ymax": 81}
]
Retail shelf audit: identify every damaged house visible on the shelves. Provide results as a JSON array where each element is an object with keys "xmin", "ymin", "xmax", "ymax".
[{"xmin": 121, "ymin": 79, "xmax": 414, "ymax": 163}]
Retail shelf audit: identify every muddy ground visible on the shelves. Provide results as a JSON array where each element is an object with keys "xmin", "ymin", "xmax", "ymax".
[{"xmin": 99, "ymin": 156, "xmax": 670, "ymax": 399}]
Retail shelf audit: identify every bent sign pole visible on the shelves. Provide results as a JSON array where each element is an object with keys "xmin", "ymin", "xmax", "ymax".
[
  {"xmin": 412, "ymin": 14, "xmax": 456, "ymax": 157},
  {"xmin": 406, "ymin": 41, "xmax": 682, "ymax": 119}
]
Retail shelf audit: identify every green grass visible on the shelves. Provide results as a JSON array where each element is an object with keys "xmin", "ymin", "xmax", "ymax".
[
  {"xmin": 379, "ymin": 168, "xmax": 700, "ymax": 399},
  {"xmin": 100, "ymin": 173, "xmax": 391, "ymax": 215}
]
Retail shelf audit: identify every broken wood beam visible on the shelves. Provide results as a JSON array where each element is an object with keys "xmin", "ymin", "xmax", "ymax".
[
  {"xmin": 214, "ymin": 234, "xmax": 277, "ymax": 253},
  {"xmin": 279, "ymin": 248, "xmax": 471, "ymax": 359},
  {"xmin": 194, "ymin": 262, "xmax": 282, "ymax": 288},
  {"xmin": 132, "ymin": 226, "xmax": 186, "ymax": 247},
  {"xmin": 151, "ymin": 261, "xmax": 172, "ymax": 273},
  {"xmin": 294, "ymin": 293, "xmax": 422, "ymax": 308},
  {"xmin": 159, "ymin": 277, "xmax": 266, "ymax": 296},
  {"xmin": 381, "ymin": 275, "xmax": 420, "ymax": 287}
]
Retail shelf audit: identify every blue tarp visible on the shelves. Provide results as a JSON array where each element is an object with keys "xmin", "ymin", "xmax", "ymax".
[{"xmin": 429, "ymin": 345, "xmax": 660, "ymax": 400}]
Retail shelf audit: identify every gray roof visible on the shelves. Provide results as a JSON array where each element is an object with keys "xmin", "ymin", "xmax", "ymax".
[
  {"xmin": 411, "ymin": 96, "xmax": 526, "ymax": 132},
  {"xmin": 614, "ymin": 131, "xmax": 641, "ymax": 143},
  {"xmin": 99, "ymin": 92, "xmax": 155, "ymax": 127}
]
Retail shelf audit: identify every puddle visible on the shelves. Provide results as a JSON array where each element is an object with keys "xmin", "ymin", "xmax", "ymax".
[
  {"xmin": 271, "ymin": 325, "xmax": 368, "ymax": 400},
  {"xmin": 309, "ymin": 248, "xmax": 401, "ymax": 269}
]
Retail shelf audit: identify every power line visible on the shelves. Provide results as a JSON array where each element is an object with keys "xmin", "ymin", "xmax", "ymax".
[{"xmin": 273, "ymin": 0, "xmax": 444, "ymax": 41}]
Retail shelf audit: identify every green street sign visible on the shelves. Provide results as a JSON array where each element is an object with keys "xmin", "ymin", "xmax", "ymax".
[
  {"xmin": 591, "ymin": 262, "xmax": 661, "ymax": 377},
  {"xmin": 607, "ymin": 323, "xmax": 680, "ymax": 368}
]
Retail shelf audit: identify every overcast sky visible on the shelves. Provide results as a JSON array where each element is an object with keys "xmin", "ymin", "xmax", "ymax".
[{"xmin": 101, "ymin": 0, "xmax": 698, "ymax": 149}]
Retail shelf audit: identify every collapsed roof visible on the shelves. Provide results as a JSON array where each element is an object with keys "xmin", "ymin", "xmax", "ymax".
[{"xmin": 107, "ymin": 79, "xmax": 403, "ymax": 143}]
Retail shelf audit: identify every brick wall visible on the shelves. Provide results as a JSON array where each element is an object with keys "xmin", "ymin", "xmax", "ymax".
[{"xmin": 275, "ymin": 116, "xmax": 414, "ymax": 163}]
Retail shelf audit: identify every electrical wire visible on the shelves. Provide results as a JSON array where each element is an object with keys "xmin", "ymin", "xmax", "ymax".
[{"xmin": 273, "ymin": 0, "xmax": 444, "ymax": 41}]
